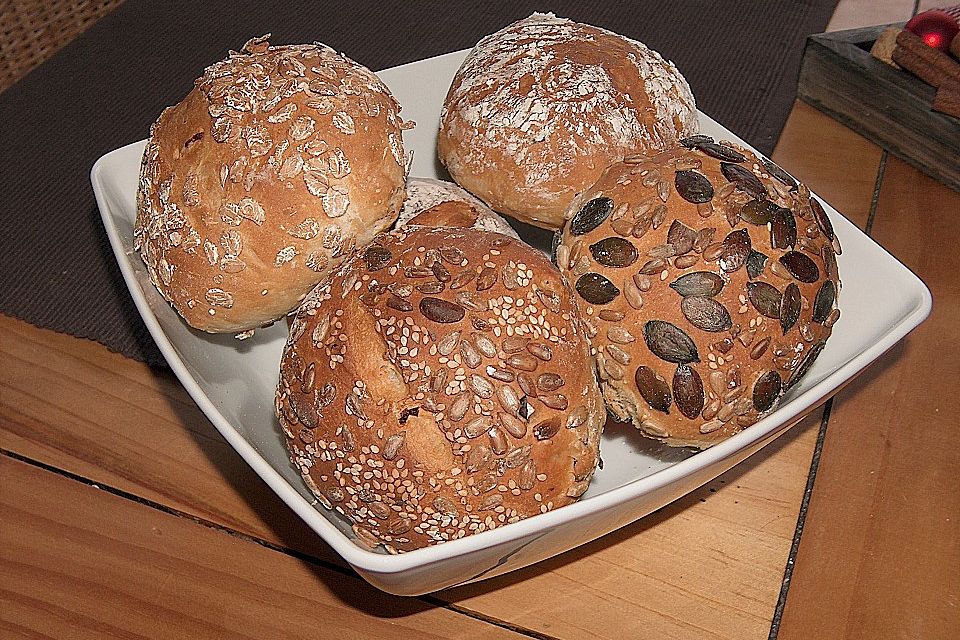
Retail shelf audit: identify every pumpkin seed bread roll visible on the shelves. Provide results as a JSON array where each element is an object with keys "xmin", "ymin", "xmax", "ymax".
[
  {"xmin": 135, "ymin": 36, "xmax": 410, "ymax": 333},
  {"xmin": 438, "ymin": 13, "xmax": 698, "ymax": 230},
  {"xmin": 277, "ymin": 226, "xmax": 605, "ymax": 552},
  {"xmin": 557, "ymin": 138, "xmax": 842, "ymax": 448}
]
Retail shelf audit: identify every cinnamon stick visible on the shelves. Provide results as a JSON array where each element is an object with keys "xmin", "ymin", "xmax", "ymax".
[
  {"xmin": 933, "ymin": 79, "xmax": 960, "ymax": 118},
  {"xmin": 892, "ymin": 28, "xmax": 960, "ymax": 88}
]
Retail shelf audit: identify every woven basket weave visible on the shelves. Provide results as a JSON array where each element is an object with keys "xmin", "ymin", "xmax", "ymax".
[{"xmin": 0, "ymin": 0, "xmax": 124, "ymax": 92}]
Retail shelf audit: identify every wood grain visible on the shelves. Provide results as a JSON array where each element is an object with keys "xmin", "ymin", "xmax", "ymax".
[
  {"xmin": 0, "ymin": 455, "xmax": 529, "ymax": 640},
  {"xmin": 0, "ymin": 314, "xmax": 342, "ymax": 566},
  {"xmin": 441, "ymin": 416, "xmax": 822, "ymax": 640},
  {"xmin": 776, "ymin": 156, "xmax": 960, "ymax": 640},
  {"xmin": 0, "ymin": 301, "xmax": 822, "ymax": 640},
  {"xmin": 433, "ymin": 103, "xmax": 888, "ymax": 640},
  {"xmin": 797, "ymin": 25, "xmax": 960, "ymax": 194},
  {"xmin": 772, "ymin": 100, "xmax": 883, "ymax": 223},
  {"xmin": 0, "ymin": 100, "xmax": 888, "ymax": 639}
]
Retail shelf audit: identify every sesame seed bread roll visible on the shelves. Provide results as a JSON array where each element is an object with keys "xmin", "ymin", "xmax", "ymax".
[
  {"xmin": 438, "ymin": 13, "xmax": 698, "ymax": 230},
  {"xmin": 134, "ymin": 36, "xmax": 410, "ymax": 333},
  {"xmin": 395, "ymin": 177, "xmax": 520, "ymax": 239},
  {"xmin": 277, "ymin": 226, "xmax": 605, "ymax": 552},
  {"xmin": 557, "ymin": 138, "xmax": 841, "ymax": 448}
]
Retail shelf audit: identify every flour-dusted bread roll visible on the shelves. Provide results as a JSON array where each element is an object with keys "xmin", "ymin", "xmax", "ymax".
[
  {"xmin": 395, "ymin": 177, "xmax": 519, "ymax": 239},
  {"xmin": 557, "ymin": 138, "xmax": 842, "ymax": 448},
  {"xmin": 438, "ymin": 13, "xmax": 698, "ymax": 230},
  {"xmin": 135, "ymin": 36, "xmax": 410, "ymax": 333},
  {"xmin": 277, "ymin": 226, "xmax": 606, "ymax": 551}
]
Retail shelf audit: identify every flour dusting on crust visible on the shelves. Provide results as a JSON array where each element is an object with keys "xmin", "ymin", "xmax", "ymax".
[
  {"xmin": 397, "ymin": 177, "xmax": 519, "ymax": 238},
  {"xmin": 438, "ymin": 13, "xmax": 699, "ymax": 227}
]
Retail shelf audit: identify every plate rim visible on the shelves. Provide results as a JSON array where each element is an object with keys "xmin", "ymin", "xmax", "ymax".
[{"xmin": 90, "ymin": 50, "xmax": 933, "ymax": 577}]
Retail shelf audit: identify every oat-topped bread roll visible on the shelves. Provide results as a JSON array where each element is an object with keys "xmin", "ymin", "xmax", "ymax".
[
  {"xmin": 135, "ymin": 36, "xmax": 410, "ymax": 333},
  {"xmin": 557, "ymin": 137, "xmax": 842, "ymax": 448},
  {"xmin": 395, "ymin": 177, "xmax": 519, "ymax": 239},
  {"xmin": 438, "ymin": 12, "xmax": 698, "ymax": 230},
  {"xmin": 277, "ymin": 226, "xmax": 605, "ymax": 551}
]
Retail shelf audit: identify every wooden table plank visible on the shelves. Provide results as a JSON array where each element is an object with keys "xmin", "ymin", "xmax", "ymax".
[
  {"xmin": 0, "ymin": 101, "xmax": 887, "ymax": 639},
  {"xmin": 0, "ymin": 105, "xmax": 880, "ymax": 638},
  {"xmin": 771, "ymin": 101, "xmax": 884, "ymax": 223},
  {"xmin": 0, "ymin": 454, "xmax": 530, "ymax": 640},
  {"xmin": 441, "ymin": 417, "xmax": 823, "ymax": 640},
  {"xmin": 0, "ymin": 313, "xmax": 822, "ymax": 639},
  {"xmin": 777, "ymin": 156, "xmax": 960, "ymax": 639},
  {"xmin": 0, "ymin": 314, "xmax": 342, "ymax": 566}
]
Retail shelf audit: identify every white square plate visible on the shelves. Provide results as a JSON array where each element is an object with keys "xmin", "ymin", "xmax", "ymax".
[{"xmin": 92, "ymin": 50, "xmax": 931, "ymax": 595}]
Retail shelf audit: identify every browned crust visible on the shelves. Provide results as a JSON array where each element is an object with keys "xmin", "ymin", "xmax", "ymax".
[
  {"xmin": 276, "ymin": 226, "xmax": 606, "ymax": 551},
  {"xmin": 408, "ymin": 201, "xmax": 479, "ymax": 227},
  {"xmin": 438, "ymin": 13, "xmax": 698, "ymax": 230},
  {"xmin": 134, "ymin": 37, "xmax": 410, "ymax": 333},
  {"xmin": 395, "ymin": 177, "xmax": 519, "ymax": 238},
  {"xmin": 558, "ymin": 141, "xmax": 841, "ymax": 448}
]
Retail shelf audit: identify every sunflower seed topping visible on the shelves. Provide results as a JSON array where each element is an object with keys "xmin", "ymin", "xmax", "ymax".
[{"xmin": 419, "ymin": 297, "xmax": 464, "ymax": 323}]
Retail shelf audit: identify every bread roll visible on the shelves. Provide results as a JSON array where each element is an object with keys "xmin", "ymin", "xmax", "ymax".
[
  {"xmin": 438, "ymin": 13, "xmax": 698, "ymax": 230},
  {"xmin": 277, "ymin": 226, "xmax": 606, "ymax": 551},
  {"xmin": 396, "ymin": 177, "xmax": 519, "ymax": 239},
  {"xmin": 557, "ymin": 138, "xmax": 841, "ymax": 448},
  {"xmin": 135, "ymin": 36, "xmax": 410, "ymax": 333}
]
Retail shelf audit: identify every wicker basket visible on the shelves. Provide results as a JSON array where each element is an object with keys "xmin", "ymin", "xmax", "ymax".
[{"xmin": 0, "ymin": 0, "xmax": 124, "ymax": 92}]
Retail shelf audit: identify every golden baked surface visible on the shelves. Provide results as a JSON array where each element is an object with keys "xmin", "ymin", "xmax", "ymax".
[
  {"xmin": 135, "ymin": 37, "xmax": 409, "ymax": 333},
  {"xmin": 438, "ymin": 12, "xmax": 698, "ymax": 229},
  {"xmin": 395, "ymin": 177, "xmax": 519, "ymax": 238},
  {"xmin": 276, "ymin": 226, "xmax": 606, "ymax": 551},
  {"xmin": 557, "ymin": 138, "xmax": 841, "ymax": 448}
]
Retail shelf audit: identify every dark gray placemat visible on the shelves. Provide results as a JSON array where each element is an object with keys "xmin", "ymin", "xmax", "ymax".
[{"xmin": 0, "ymin": 0, "xmax": 837, "ymax": 368}]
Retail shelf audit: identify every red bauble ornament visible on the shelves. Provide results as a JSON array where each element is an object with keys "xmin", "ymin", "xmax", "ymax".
[{"xmin": 906, "ymin": 10, "xmax": 960, "ymax": 52}]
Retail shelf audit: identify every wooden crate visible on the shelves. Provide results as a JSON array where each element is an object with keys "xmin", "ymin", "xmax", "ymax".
[{"xmin": 798, "ymin": 24, "xmax": 960, "ymax": 193}]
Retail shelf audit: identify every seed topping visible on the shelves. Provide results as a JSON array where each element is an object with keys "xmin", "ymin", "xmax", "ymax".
[
  {"xmin": 419, "ymin": 297, "xmax": 465, "ymax": 324},
  {"xmin": 589, "ymin": 237, "xmax": 639, "ymax": 268},
  {"xmin": 644, "ymin": 320, "xmax": 700, "ymax": 364},
  {"xmin": 674, "ymin": 169, "xmax": 714, "ymax": 203},
  {"xmin": 635, "ymin": 365, "xmax": 672, "ymax": 413},
  {"xmin": 575, "ymin": 273, "xmax": 620, "ymax": 305},
  {"xmin": 570, "ymin": 197, "xmax": 614, "ymax": 235},
  {"xmin": 673, "ymin": 364, "xmax": 705, "ymax": 419}
]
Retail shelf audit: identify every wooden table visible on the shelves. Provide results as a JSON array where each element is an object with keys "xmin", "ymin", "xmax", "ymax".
[
  {"xmin": 3, "ymin": 101, "xmax": 958, "ymax": 640},
  {"xmin": 2, "ymin": 8, "xmax": 959, "ymax": 637}
]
